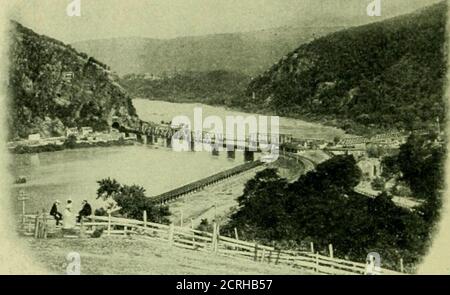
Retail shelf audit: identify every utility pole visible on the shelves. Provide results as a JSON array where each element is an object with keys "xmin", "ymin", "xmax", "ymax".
[{"xmin": 18, "ymin": 190, "xmax": 30, "ymax": 226}]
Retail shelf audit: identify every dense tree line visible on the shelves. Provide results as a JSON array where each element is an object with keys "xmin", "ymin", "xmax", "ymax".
[{"xmin": 224, "ymin": 135, "xmax": 444, "ymax": 270}]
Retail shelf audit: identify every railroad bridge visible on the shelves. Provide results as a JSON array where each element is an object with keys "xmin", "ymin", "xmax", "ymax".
[{"xmin": 113, "ymin": 120, "xmax": 293, "ymax": 161}]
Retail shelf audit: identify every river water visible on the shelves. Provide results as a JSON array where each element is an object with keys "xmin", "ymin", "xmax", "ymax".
[{"xmin": 10, "ymin": 99, "xmax": 344, "ymax": 215}]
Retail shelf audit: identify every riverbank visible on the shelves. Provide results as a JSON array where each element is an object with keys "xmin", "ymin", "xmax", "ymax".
[{"xmin": 10, "ymin": 138, "xmax": 135, "ymax": 155}]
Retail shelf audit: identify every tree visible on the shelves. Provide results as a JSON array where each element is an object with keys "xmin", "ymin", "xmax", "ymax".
[
  {"xmin": 225, "ymin": 153, "xmax": 433, "ymax": 267},
  {"xmin": 96, "ymin": 178, "xmax": 171, "ymax": 223},
  {"xmin": 64, "ymin": 134, "xmax": 78, "ymax": 149}
]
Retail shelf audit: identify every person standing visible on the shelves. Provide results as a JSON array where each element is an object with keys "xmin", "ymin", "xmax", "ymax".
[
  {"xmin": 63, "ymin": 199, "xmax": 75, "ymax": 230},
  {"xmin": 77, "ymin": 200, "xmax": 92, "ymax": 222},
  {"xmin": 49, "ymin": 200, "xmax": 62, "ymax": 225}
]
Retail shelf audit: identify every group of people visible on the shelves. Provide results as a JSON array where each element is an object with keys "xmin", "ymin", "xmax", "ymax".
[{"xmin": 49, "ymin": 199, "xmax": 92, "ymax": 229}]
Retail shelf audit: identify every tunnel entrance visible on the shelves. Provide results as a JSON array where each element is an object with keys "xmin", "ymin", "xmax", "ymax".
[{"xmin": 111, "ymin": 122, "xmax": 121, "ymax": 130}]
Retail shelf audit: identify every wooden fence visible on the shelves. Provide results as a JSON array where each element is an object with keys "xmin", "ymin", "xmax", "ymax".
[{"xmin": 19, "ymin": 213, "xmax": 402, "ymax": 275}]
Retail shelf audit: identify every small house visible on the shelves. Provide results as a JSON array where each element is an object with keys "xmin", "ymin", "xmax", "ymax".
[
  {"xmin": 81, "ymin": 127, "xmax": 94, "ymax": 137},
  {"xmin": 66, "ymin": 127, "xmax": 79, "ymax": 137},
  {"xmin": 27, "ymin": 133, "xmax": 41, "ymax": 142}
]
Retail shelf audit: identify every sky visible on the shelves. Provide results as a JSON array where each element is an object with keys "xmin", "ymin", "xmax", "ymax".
[{"xmin": 7, "ymin": 0, "xmax": 443, "ymax": 43}]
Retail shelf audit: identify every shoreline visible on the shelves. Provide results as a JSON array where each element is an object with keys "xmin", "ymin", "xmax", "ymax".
[{"xmin": 9, "ymin": 138, "xmax": 136, "ymax": 155}]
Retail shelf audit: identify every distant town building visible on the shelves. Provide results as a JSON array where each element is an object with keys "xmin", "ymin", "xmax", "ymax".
[
  {"xmin": 66, "ymin": 127, "xmax": 79, "ymax": 137},
  {"xmin": 81, "ymin": 127, "xmax": 94, "ymax": 137},
  {"xmin": 27, "ymin": 133, "xmax": 41, "ymax": 141},
  {"xmin": 124, "ymin": 133, "xmax": 137, "ymax": 140},
  {"xmin": 338, "ymin": 137, "xmax": 369, "ymax": 148}
]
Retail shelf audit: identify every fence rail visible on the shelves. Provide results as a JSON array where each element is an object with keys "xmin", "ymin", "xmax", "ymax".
[{"xmin": 18, "ymin": 212, "xmax": 403, "ymax": 275}]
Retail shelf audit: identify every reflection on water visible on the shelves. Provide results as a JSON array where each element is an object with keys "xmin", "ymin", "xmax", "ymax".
[{"xmin": 10, "ymin": 145, "xmax": 244, "ymax": 215}]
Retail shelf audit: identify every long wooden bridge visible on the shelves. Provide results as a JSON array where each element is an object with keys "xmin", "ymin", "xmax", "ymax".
[{"xmin": 152, "ymin": 160, "xmax": 264, "ymax": 205}]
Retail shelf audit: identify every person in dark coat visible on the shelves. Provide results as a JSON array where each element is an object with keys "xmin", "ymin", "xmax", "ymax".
[
  {"xmin": 50, "ymin": 200, "xmax": 63, "ymax": 225},
  {"xmin": 77, "ymin": 200, "xmax": 92, "ymax": 222}
]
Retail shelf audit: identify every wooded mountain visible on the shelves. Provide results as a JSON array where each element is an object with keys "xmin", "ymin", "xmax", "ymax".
[
  {"xmin": 246, "ymin": 2, "xmax": 447, "ymax": 133},
  {"xmin": 119, "ymin": 70, "xmax": 250, "ymax": 106},
  {"xmin": 8, "ymin": 21, "xmax": 139, "ymax": 139},
  {"xmin": 72, "ymin": 26, "xmax": 343, "ymax": 77}
]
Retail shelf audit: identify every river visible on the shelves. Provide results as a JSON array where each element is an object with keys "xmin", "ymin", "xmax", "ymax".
[{"xmin": 10, "ymin": 99, "xmax": 344, "ymax": 215}]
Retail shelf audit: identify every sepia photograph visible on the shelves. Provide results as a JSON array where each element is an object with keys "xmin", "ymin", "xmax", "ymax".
[{"xmin": 0, "ymin": 0, "xmax": 449, "ymax": 279}]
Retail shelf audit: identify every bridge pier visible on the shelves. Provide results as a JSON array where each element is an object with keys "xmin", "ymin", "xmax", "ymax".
[
  {"xmin": 227, "ymin": 150, "xmax": 236, "ymax": 159},
  {"xmin": 212, "ymin": 146, "xmax": 220, "ymax": 156},
  {"xmin": 244, "ymin": 149, "xmax": 255, "ymax": 162},
  {"xmin": 147, "ymin": 133, "xmax": 154, "ymax": 144}
]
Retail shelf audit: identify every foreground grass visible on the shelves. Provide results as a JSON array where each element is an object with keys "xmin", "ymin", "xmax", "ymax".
[{"xmin": 26, "ymin": 236, "xmax": 309, "ymax": 275}]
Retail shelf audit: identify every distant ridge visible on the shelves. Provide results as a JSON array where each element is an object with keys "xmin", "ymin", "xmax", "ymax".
[{"xmin": 72, "ymin": 26, "xmax": 344, "ymax": 76}]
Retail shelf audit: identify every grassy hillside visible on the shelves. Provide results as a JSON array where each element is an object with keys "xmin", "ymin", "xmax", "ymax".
[
  {"xmin": 246, "ymin": 2, "xmax": 447, "ymax": 134},
  {"xmin": 26, "ymin": 236, "xmax": 307, "ymax": 275},
  {"xmin": 8, "ymin": 21, "xmax": 139, "ymax": 140},
  {"xmin": 72, "ymin": 26, "xmax": 343, "ymax": 77}
]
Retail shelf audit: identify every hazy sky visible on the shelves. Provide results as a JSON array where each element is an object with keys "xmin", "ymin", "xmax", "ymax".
[{"xmin": 9, "ymin": 0, "xmax": 443, "ymax": 43}]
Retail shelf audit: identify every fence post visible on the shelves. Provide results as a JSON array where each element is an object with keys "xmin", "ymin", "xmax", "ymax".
[
  {"xmin": 168, "ymin": 223, "xmax": 174, "ymax": 246},
  {"xmin": 34, "ymin": 214, "xmax": 39, "ymax": 238},
  {"xmin": 261, "ymin": 248, "xmax": 266, "ymax": 263},
  {"xmin": 254, "ymin": 243, "xmax": 259, "ymax": 261},
  {"xmin": 191, "ymin": 219, "xmax": 195, "ymax": 245},
  {"xmin": 234, "ymin": 227, "xmax": 239, "ymax": 240},
  {"xmin": 315, "ymin": 252, "xmax": 319, "ymax": 273},
  {"xmin": 328, "ymin": 244, "xmax": 334, "ymax": 258},
  {"xmin": 310, "ymin": 242, "xmax": 314, "ymax": 254},
  {"xmin": 275, "ymin": 249, "xmax": 281, "ymax": 265},
  {"xmin": 143, "ymin": 210, "xmax": 147, "ymax": 229},
  {"xmin": 399, "ymin": 258, "xmax": 404, "ymax": 273},
  {"xmin": 42, "ymin": 213, "xmax": 48, "ymax": 239},
  {"xmin": 124, "ymin": 226, "xmax": 128, "ymax": 236},
  {"xmin": 267, "ymin": 250, "xmax": 272, "ymax": 264},
  {"xmin": 211, "ymin": 222, "xmax": 217, "ymax": 252},
  {"xmin": 214, "ymin": 224, "xmax": 220, "ymax": 253},
  {"xmin": 107, "ymin": 213, "xmax": 111, "ymax": 236}
]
